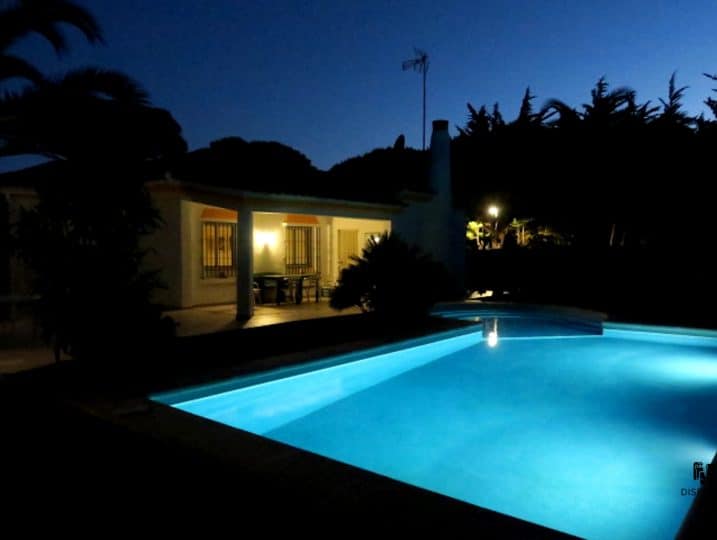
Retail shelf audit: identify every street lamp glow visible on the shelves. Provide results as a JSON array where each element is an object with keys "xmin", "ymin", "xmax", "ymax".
[{"xmin": 488, "ymin": 205, "xmax": 499, "ymax": 218}]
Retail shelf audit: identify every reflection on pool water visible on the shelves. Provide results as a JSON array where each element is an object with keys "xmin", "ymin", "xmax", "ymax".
[{"xmin": 154, "ymin": 319, "xmax": 717, "ymax": 539}]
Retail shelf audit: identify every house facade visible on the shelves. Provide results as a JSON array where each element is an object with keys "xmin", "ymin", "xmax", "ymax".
[
  {"xmin": 1, "ymin": 119, "xmax": 464, "ymax": 320},
  {"xmin": 146, "ymin": 180, "xmax": 394, "ymax": 313}
]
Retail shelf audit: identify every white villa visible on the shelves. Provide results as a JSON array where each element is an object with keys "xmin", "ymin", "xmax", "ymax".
[{"xmin": 1, "ymin": 120, "xmax": 464, "ymax": 320}]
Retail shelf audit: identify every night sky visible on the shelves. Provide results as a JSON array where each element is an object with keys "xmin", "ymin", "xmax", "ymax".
[{"xmin": 4, "ymin": 0, "xmax": 717, "ymax": 172}]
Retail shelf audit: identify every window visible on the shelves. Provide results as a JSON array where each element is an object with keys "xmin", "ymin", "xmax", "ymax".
[
  {"xmin": 285, "ymin": 225, "xmax": 320, "ymax": 275},
  {"xmin": 202, "ymin": 221, "xmax": 236, "ymax": 278}
]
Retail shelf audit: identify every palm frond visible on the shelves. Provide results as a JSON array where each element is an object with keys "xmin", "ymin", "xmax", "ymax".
[
  {"xmin": 0, "ymin": 53, "xmax": 44, "ymax": 83},
  {"xmin": 540, "ymin": 98, "xmax": 580, "ymax": 125},
  {"xmin": 0, "ymin": 0, "xmax": 103, "ymax": 54},
  {"xmin": 52, "ymin": 68, "xmax": 149, "ymax": 105}
]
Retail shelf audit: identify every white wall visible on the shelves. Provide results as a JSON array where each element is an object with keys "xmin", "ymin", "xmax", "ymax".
[
  {"xmin": 143, "ymin": 193, "xmax": 183, "ymax": 307},
  {"xmin": 392, "ymin": 196, "xmax": 426, "ymax": 250},
  {"xmin": 185, "ymin": 200, "xmax": 236, "ymax": 307},
  {"xmin": 253, "ymin": 212, "xmax": 285, "ymax": 274}
]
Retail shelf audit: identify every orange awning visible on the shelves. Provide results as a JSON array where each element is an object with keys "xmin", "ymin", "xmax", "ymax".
[
  {"xmin": 201, "ymin": 208, "xmax": 238, "ymax": 220},
  {"xmin": 284, "ymin": 214, "xmax": 319, "ymax": 225}
]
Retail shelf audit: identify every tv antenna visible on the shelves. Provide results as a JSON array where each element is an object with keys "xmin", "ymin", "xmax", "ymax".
[{"xmin": 402, "ymin": 48, "xmax": 429, "ymax": 150}]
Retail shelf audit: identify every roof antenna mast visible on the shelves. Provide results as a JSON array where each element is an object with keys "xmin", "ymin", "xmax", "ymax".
[{"xmin": 402, "ymin": 48, "xmax": 429, "ymax": 150}]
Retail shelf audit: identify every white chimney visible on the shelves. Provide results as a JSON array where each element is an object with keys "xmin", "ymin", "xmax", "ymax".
[
  {"xmin": 429, "ymin": 119, "xmax": 451, "ymax": 199},
  {"xmin": 393, "ymin": 119, "xmax": 466, "ymax": 297}
]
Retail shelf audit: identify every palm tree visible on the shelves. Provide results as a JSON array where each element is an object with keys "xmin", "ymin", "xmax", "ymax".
[
  {"xmin": 0, "ymin": 67, "xmax": 184, "ymax": 161},
  {"xmin": 656, "ymin": 73, "xmax": 691, "ymax": 128},
  {"xmin": 0, "ymin": 0, "xmax": 102, "ymax": 84},
  {"xmin": 582, "ymin": 77, "xmax": 635, "ymax": 127},
  {"xmin": 540, "ymin": 78, "xmax": 645, "ymax": 131},
  {"xmin": 514, "ymin": 87, "xmax": 549, "ymax": 129},
  {"xmin": 456, "ymin": 103, "xmax": 491, "ymax": 138},
  {"xmin": 0, "ymin": 0, "xmax": 108, "ymax": 155},
  {"xmin": 0, "ymin": 1, "xmax": 186, "ymax": 361}
]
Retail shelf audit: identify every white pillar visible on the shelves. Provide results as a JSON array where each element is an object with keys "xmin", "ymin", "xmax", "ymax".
[{"xmin": 236, "ymin": 205, "xmax": 254, "ymax": 319}]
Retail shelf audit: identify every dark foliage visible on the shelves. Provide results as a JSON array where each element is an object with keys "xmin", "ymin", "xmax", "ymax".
[
  {"xmin": 1, "ymin": 1, "xmax": 186, "ymax": 361},
  {"xmin": 169, "ymin": 133, "xmax": 429, "ymax": 204},
  {"xmin": 13, "ymin": 163, "xmax": 177, "ymax": 360},
  {"xmin": 0, "ymin": 71, "xmax": 185, "ymax": 160},
  {"xmin": 454, "ymin": 75, "xmax": 716, "ymax": 250},
  {"xmin": 170, "ymin": 137, "xmax": 323, "ymax": 196},
  {"xmin": 0, "ymin": 0, "xmax": 103, "ymax": 84},
  {"xmin": 330, "ymin": 232, "xmax": 449, "ymax": 321},
  {"xmin": 0, "ymin": 194, "xmax": 8, "ymax": 298},
  {"xmin": 327, "ymin": 145, "xmax": 430, "ymax": 200},
  {"xmin": 466, "ymin": 247, "xmax": 717, "ymax": 329},
  {"xmin": 3, "ymin": 84, "xmax": 185, "ymax": 360}
]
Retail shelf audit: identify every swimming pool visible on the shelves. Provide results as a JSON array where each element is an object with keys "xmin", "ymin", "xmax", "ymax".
[{"xmin": 154, "ymin": 315, "xmax": 717, "ymax": 539}]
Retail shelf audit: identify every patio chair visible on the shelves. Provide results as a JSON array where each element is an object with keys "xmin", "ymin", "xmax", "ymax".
[
  {"xmin": 301, "ymin": 274, "xmax": 320, "ymax": 303},
  {"xmin": 255, "ymin": 276, "xmax": 289, "ymax": 305},
  {"xmin": 252, "ymin": 281, "xmax": 262, "ymax": 305}
]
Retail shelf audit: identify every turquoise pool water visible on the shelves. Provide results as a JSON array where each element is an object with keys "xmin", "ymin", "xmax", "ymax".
[{"xmin": 154, "ymin": 320, "xmax": 717, "ymax": 539}]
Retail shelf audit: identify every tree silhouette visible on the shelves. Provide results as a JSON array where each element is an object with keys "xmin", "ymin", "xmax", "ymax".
[
  {"xmin": 454, "ymin": 74, "xmax": 717, "ymax": 249},
  {"xmin": 656, "ymin": 73, "xmax": 691, "ymax": 130},
  {"xmin": 1, "ymin": 1, "xmax": 186, "ymax": 362},
  {"xmin": 490, "ymin": 103, "xmax": 505, "ymax": 133},
  {"xmin": 328, "ymin": 141, "xmax": 428, "ymax": 201},
  {"xmin": 702, "ymin": 72, "xmax": 717, "ymax": 118},
  {"xmin": 457, "ymin": 103, "xmax": 491, "ymax": 138},
  {"xmin": 515, "ymin": 88, "xmax": 541, "ymax": 128},
  {"xmin": 0, "ymin": 68, "xmax": 185, "ymax": 161}
]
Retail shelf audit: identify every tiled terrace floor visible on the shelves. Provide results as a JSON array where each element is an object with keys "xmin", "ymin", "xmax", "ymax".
[
  {"xmin": 0, "ymin": 299, "xmax": 360, "ymax": 374},
  {"xmin": 165, "ymin": 298, "xmax": 361, "ymax": 337}
]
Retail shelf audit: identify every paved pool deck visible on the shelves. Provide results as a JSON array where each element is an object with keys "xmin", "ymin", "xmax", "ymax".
[{"xmin": 0, "ymin": 299, "xmax": 360, "ymax": 374}]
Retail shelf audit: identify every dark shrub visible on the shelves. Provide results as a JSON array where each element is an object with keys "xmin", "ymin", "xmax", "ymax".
[
  {"xmin": 13, "ymin": 163, "xmax": 177, "ymax": 362},
  {"xmin": 330, "ymin": 232, "xmax": 450, "ymax": 321}
]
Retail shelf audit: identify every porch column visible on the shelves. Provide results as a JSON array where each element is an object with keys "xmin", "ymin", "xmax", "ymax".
[{"xmin": 236, "ymin": 205, "xmax": 254, "ymax": 319}]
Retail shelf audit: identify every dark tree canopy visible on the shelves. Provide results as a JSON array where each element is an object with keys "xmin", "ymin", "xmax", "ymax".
[
  {"xmin": 454, "ymin": 74, "xmax": 717, "ymax": 249},
  {"xmin": 170, "ymin": 135, "xmax": 430, "ymax": 205},
  {"xmin": 328, "ymin": 145, "xmax": 429, "ymax": 200},
  {"xmin": 170, "ymin": 137, "xmax": 323, "ymax": 196}
]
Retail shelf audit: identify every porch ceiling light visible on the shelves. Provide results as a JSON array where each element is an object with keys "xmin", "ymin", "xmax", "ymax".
[{"xmin": 255, "ymin": 230, "xmax": 278, "ymax": 249}]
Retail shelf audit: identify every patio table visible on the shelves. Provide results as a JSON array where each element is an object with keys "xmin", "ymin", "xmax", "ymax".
[{"xmin": 254, "ymin": 274, "xmax": 320, "ymax": 305}]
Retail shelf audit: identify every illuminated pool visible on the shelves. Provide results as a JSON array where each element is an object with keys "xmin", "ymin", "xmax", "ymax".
[{"xmin": 153, "ymin": 318, "xmax": 717, "ymax": 539}]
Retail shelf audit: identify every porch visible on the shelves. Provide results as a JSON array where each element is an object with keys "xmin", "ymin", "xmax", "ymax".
[
  {"xmin": 146, "ymin": 185, "xmax": 393, "ymax": 318},
  {"xmin": 164, "ymin": 298, "xmax": 362, "ymax": 337}
]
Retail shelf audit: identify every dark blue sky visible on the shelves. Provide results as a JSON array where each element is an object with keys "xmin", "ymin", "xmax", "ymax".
[{"xmin": 5, "ymin": 0, "xmax": 717, "ymax": 171}]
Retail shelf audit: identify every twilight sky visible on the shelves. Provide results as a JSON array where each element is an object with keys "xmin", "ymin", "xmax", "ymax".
[{"xmin": 5, "ymin": 0, "xmax": 717, "ymax": 171}]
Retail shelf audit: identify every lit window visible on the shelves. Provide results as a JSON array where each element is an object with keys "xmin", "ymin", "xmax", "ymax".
[
  {"xmin": 286, "ymin": 225, "xmax": 319, "ymax": 275},
  {"xmin": 202, "ymin": 221, "xmax": 236, "ymax": 278}
]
